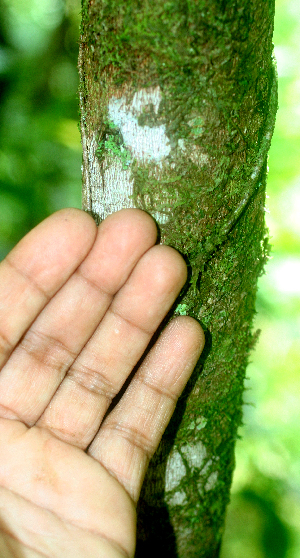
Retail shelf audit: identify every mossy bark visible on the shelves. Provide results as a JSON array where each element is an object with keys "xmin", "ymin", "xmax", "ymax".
[{"xmin": 79, "ymin": 1, "xmax": 277, "ymax": 556}]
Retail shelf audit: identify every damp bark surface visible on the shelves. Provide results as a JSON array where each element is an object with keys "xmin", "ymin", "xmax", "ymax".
[{"xmin": 79, "ymin": 1, "xmax": 277, "ymax": 556}]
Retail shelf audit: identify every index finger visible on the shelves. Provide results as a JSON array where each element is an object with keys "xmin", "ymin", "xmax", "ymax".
[{"xmin": 0, "ymin": 208, "xmax": 97, "ymax": 369}]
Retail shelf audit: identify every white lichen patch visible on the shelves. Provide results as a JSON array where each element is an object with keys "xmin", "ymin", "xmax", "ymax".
[
  {"xmin": 198, "ymin": 456, "xmax": 220, "ymax": 494},
  {"xmin": 165, "ymin": 450, "xmax": 186, "ymax": 492},
  {"xmin": 130, "ymin": 86, "xmax": 162, "ymax": 116},
  {"xmin": 167, "ymin": 490, "xmax": 187, "ymax": 507},
  {"xmin": 181, "ymin": 441, "xmax": 207, "ymax": 469},
  {"xmin": 178, "ymin": 138, "xmax": 186, "ymax": 151},
  {"xmin": 86, "ymin": 131, "xmax": 135, "ymax": 220},
  {"xmin": 204, "ymin": 471, "xmax": 219, "ymax": 491},
  {"xmin": 152, "ymin": 211, "xmax": 170, "ymax": 225},
  {"xmin": 196, "ymin": 416, "xmax": 208, "ymax": 430},
  {"xmin": 189, "ymin": 148, "xmax": 209, "ymax": 167},
  {"xmin": 188, "ymin": 416, "xmax": 208, "ymax": 431},
  {"xmin": 81, "ymin": 126, "xmax": 134, "ymax": 218},
  {"xmin": 165, "ymin": 442, "xmax": 208, "ymax": 492},
  {"xmin": 84, "ymin": 85, "xmax": 207, "ymax": 221},
  {"xmin": 108, "ymin": 86, "xmax": 171, "ymax": 163},
  {"xmin": 165, "ymin": 442, "xmax": 220, "ymax": 504},
  {"xmin": 87, "ymin": 86, "xmax": 174, "ymax": 220}
]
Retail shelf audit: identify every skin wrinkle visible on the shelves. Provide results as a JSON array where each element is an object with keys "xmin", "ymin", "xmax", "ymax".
[
  {"xmin": 66, "ymin": 361, "xmax": 117, "ymax": 399},
  {"xmin": 0, "ymin": 404, "xmax": 22, "ymax": 422},
  {"xmin": 0, "ymin": 485, "xmax": 131, "ymax": 558},
  {"xmin": 133, "ymin": 374, "xmax": 178, "ymax": 404},
  {"xmin": 5, "ymin": 257, "xmax": 51, "ymax": 304},
  {"xmin": 40, "ymin": 424, "xmax": 90, "ymax": 447},
  {"xmin": 100, "ymin": 421, "xmax": 157, "ymax": 461},
  {"xmin": 95, "ymin": 453, "xmax": 148, "ymax": 508},
  {"xmin": 0, "ymin": 330, "xmax": 14, "ymax": 361},
  {"xmin": 0, "ymin": 531, "xmax": 29, "ymax": 558},
  {"xmin": 75, "ymin": 266, "xmax": 117, "ymax": 298},
  {"xmin": 48, "ymin": 328, "xmax": 145, "ymax": 425},
  {"xmin": 109, "ymin": 307, "xmax": 154, "ymax": 337},
  {"xmin": 1, "ymin": 530, "xmax": 50, "ymax": 558},
  {"xmin": 18, "ymin": 328, "xmax": 78, "ymax": 372}
]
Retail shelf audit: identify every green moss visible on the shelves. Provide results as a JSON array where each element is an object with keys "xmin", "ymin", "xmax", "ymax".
[
  {"xmin": 175, "ymin": 303, "xmax": 190, "ymax": 316},
  {"xmin": 96, "ymin": 119, "xmax": 131, "ymax": 170}
]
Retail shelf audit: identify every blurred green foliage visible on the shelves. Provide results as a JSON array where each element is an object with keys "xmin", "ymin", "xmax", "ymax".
[
  {"xmin": 0, "ymin": 0, "xmax": 82, "ymax": 259},
  {"xmin": 0, "ymin": 1, "xmax": 299, "ymax": 557}
]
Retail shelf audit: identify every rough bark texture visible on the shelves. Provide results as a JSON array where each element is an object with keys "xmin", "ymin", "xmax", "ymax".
[{"xmin": 78, "ymin": 1, "xmax": 277, "ymax": 556}]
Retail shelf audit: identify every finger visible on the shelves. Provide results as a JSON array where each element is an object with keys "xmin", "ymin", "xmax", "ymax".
[
  {"xmin": 37, "ymin": 245, "xmax": 187, "ymax": 447},
  {"xmin": 0, "ymin": 209, "xmax": 97, "ymax": 370},
  {"xmin": 88, "ymin": 316, "xmax": 205, "ymax": 503},
  {"xmin": 0, "ymin": 209, "xmax": 157, "ymax": 423}
]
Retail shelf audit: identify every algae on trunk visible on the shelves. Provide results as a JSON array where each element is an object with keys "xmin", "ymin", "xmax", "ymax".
[{"xmin": 79, "ymin": 1, "xmax": 277, "ymax": 555}]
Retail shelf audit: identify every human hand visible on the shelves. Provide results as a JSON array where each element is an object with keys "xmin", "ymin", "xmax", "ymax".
[{"xmin": 0, "ymin": 208, "xmax": 204, "ymax": 558}]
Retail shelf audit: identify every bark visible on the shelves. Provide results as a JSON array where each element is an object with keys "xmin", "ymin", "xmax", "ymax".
[{"xmin": 78, "ymin": 1, "xmax": 277, "ymax": 556}]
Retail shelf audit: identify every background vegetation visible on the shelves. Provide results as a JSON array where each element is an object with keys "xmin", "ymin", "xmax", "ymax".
[{"xmin": 0, "ymin": 1, "xmax": 299, "ymax": 556}]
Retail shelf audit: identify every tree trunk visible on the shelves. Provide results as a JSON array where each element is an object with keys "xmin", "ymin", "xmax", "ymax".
[{"xmin": 78, "ymin": 1, "xmax": 277, "ymax": 556}]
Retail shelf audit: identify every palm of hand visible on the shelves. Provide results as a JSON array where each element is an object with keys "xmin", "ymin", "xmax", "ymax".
[
  {"xmin": 0, "ymin": 209, "xmax": 203, "ymax": 558},
  {"xmin": 0, "ymin": 419, "xmax": 136, "ymax": 557}
]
